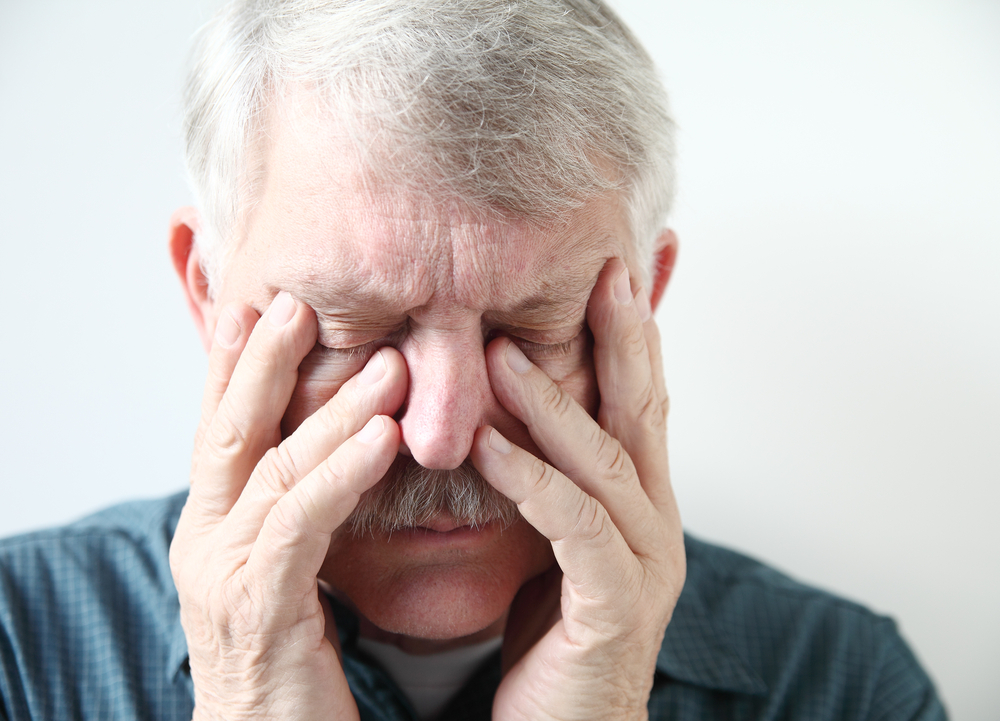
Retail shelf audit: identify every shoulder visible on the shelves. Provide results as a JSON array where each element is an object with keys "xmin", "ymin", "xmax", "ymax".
[
  {"xmin": 683, "ymin": 532, "xmax": 883, "ymax": 626},
  {"xmin": 0, "ymin": 491, "xmax": 188, "ymax": 549},
  {"xmin": 0, "ymin": 493, "xmax": 193, "ymax": 721},
  {"xmin": 0, "ymin": 493, "xmax": 188, "ymax": 610},
  {"xmin": 0, "ymin": 491, "xmax": 187, "ymax": 594},
  {"xmin": 648, "ymin": 534, "xmax": 947, "ymax": 720}
]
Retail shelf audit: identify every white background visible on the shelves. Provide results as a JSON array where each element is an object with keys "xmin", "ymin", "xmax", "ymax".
[{"xmin": 1, "ymin": 1, "xmax": 997, "ymax": 718}]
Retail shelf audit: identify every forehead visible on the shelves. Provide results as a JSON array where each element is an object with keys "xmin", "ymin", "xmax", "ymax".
[{"xmin": 228, "ymin": 98, "xmax": 632, "ymax": 325}]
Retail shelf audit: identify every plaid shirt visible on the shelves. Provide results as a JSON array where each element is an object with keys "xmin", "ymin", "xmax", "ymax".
[{"xmin": 0, "ymin": 493, "xmax": 945, "ymax": 720}]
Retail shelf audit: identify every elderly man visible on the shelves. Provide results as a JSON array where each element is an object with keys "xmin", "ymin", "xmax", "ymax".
[{"xmin": 0, "ymin": 1, "xmax": 944, "ymax": 719}]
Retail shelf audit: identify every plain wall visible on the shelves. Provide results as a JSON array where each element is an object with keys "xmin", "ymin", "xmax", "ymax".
[{"xmin": 1, "ymin": 1, "xmax": 997, "ymax": 718}]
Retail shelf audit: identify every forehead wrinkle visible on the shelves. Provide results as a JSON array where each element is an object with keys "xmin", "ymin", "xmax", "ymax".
[
  {"xmin": 279, "ymin": 220, "xmax": 615, "ymax": 341},
  {"xmin": 267, "ymin": 171, "xmax": 623, "ymax": 338},
  {"xmin": 278, "ymin": 208, "xmax": 447, "ymax": 310},
  {"xmin": 448, "ymin": 214, "xmax": 617, "ymax": 313}
]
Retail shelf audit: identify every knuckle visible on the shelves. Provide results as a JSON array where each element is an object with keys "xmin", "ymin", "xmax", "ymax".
[
  {"xmin": 527, "ymin": 455, "xmax": 557, "ymax": 497},
  {"xmin": 537, "ymin": 378, "xmax": 574, "ymax": 419},
  {"xmin": 313, "ymin": 453, "xmax": 367, "ymax": 506},
  {"xmin": 573, "ymin": 495, "xmax": 613, "ymax": 548},
  {"xmin": 254, "ymin": 445, "xmax": 299, "ymax": 498},
  {"xmin": 219, "ymin": 578, "xmax": 262, "ymax": 632},
  {"xmin": 205, "ymin": 413, "xmax": 251, "ymax": 460},
  {"xmin": 264, "ymin": 495, "xmax": 312, "ymax": 545},
  {"xmin": 591, "ymin": 429, "xmax": 634, "ymax": 484},
  {"xmin": 316, "ymin": 453, "xmax": 350, "ymax": 491},
  {"xmin": 636, "ymin": 383, "xmax": 667, "ymax": 435},
  {"xmin": 659, "ymin": 391, "xmax": 671, "ymax": 419}
]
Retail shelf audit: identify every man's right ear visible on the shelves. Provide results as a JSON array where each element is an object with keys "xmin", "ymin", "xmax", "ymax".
[{"xmin": 169, "ymin": 206, "xmax": 215, "ymax": 353}]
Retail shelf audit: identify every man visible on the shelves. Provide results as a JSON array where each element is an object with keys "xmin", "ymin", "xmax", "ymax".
[{"xmin": 0, "ymin": 1, "xmax": 945, "ymax": 719}]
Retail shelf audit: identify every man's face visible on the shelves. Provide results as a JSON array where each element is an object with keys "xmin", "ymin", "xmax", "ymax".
[{"xmin": 209, "ymin": 101, "xmax": 639, "ymax": 641}]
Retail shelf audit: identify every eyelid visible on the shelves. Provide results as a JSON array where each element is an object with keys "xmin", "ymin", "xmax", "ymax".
[
  {"xmin": 492, "ymin": 320, "xmax": 585, "ymax": 344},
  {"xmin": 505, "ymin": 329, "xmax": 588, "ymax": 360},
  {"xmin": 319, "ymin": 323, "xmax": 586, "ymax": 360},
  {"xmin": 320, "ymin": 340, "xmax": 380, "ymax": 360},
  {"xmin": 319, "ymin": 326, "xmax": 407, "ymax": 357},
  {"xmin": 513, "ymin": 337, "xmax": 574, "ymax": 355}
]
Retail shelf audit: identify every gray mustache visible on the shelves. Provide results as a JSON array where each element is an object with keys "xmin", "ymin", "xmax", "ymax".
[{"xmin": 347, "ymin": 456, "xmax": 519, "ymax": 537}]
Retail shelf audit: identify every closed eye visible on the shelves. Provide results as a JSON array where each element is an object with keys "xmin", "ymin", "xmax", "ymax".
[
  {"xmin": 317, "ymin": 327, "xmax": 408, "ymax": 360},
  {"xmin": 317, "ymin": 326, "xmax": 586, "ymax": 362},
  {"xmin": 508, "ymin": 331, "xmax": 588, "ymax": 361},
  {"xmin": 320, "ymin": 340, "xmax": 381, "ymax": 360}
]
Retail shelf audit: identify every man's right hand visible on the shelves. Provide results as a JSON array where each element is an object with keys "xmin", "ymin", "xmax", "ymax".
[{"xmin": 169, "ymin": 292, "xmax": 406, "ymax": 720}]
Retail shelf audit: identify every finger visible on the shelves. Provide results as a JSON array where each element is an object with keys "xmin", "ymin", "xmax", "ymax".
[
  {"xmin": 485, "ymin": 337, "xmax": 663, "ymax": 557},
  {"xmin": 586, "ymin": 258, "xmax": 674, "ymax": 513},
  {"xmin": 246, "ymin": 414, "xmax": 400, "ymax": 599},
  {"xmin": 643, "ymin": 315, "xmax": 668, "ymax": 418},
  {"xmin": 191, "ymin": 292, "xmax": 317, "ymax": 516},
  {"xmin": 191, "ymin": 303, "xmax": 259, "ymax": 461},
  {"xmin": 635, "ymin": 319, "xmax": 677, "ymax": 515},
  {"xmin": 470, "ymin": 426, "xmax": 642, "ymax": 602},
  {"xmin": 224, "ymin": 347, "xmax": 407, "ymax": 539}
]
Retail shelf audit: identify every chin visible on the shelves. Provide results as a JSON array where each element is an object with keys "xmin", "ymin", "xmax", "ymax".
[
  {"xmin": 322, "ymin": 516, "xmax": 553, "ymax": 640},
  {"xmin": 355, "ymin": 564, "xmax": 522, "ymax": 639}
]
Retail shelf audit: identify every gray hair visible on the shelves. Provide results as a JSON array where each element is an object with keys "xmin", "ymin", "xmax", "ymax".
[
  {"xmin": 347, "ymin": 457, "xmax": 519, "ymax": 537},
  {"xmin": 182, "ymin": 0, "xmax": 676, "ymax": 288}
]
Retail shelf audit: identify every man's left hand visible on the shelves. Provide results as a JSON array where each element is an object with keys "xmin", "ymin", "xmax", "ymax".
[{"xmin": 471, "ymin": 257, "xmax": 686, "ymax": 721}]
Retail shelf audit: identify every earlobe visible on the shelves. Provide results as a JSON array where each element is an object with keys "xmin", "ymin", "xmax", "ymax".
[
  {"xmin": 169, "ymin": 207, "xmax": 215, "ymax": 353},
  {"xmin": 649, "ymin": 229, "xmax": 678, "ymax": 311}
]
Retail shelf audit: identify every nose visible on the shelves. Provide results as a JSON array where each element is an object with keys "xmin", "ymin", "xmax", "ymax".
[{"xmin": 396, "ymin": 329, "xmax": 498, "ymax": 469}]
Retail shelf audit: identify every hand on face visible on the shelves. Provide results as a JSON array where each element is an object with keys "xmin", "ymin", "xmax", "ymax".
[
  {"xmin": 170, "ymin": 253, "xmax": 682, "ymax": 720},
  {"xmin": 169, "ymin": 292, "xmax": 408, "ymax": 720},
  {"xmin": 471, "ymin": 257, "xmax": 686, "ymax": 721}
]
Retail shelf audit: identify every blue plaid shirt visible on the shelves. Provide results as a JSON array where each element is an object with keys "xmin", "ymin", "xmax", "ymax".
[{"xmin": 0, "ymin": 493, "xmax": 946, "ymax": 720}]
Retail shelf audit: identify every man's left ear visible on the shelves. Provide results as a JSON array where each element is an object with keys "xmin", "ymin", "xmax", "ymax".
[
  {"xmin": 169, "ymin": 206, "xmax": 216, "ymax": 353},
  {"xmin": 649, "ymin": 229, "xmax": 678, "ymax": 311}
]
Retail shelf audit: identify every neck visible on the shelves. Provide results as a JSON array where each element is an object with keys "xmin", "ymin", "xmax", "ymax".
[{"xmin": 357, "ymin": 612, "xmax": 507, "ymax": 655}]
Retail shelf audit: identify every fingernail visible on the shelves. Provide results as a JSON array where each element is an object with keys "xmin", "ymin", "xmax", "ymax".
[
  {"xmin": 614, "ymin": 268, "xmax": 633, "ymax": 305},
  {"xmin": 505, "ymin": 342, "xmax": 532, "ymax": 374},
  {"xmin": 358, "ymin": 416, "xmax": 385, "ymax": 443},
  {"xmin": 358, "ymin": 350, "xmax": 387, "ymax": 386},
  {"xmin": 634, "ymin": 286, "xmax": 652, "ymax": 322},
  {"xmin": 488, "ymin": 428, "xmax": 512, "ymax": 454},
  {"xmin": 214, "ymin": 310, "xmax": 241, "ymax": 348},
  {"xmin": 269, "ymin": 291, "xmax": 296, "ymax": 327}
]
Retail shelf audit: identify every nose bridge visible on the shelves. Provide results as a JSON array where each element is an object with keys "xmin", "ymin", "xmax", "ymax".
[{"xmin": 398, "ymin": 325, "xmax": 494, "ymax": 470}]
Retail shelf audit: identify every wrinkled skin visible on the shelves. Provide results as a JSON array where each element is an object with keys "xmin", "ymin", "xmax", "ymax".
[{"xmin": 168, "ymin": 101, "xmax": 685, "ymax": 720}]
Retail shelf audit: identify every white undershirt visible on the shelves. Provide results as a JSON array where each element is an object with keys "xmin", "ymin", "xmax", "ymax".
[{"xmin": 356, "ymin": 636, "xmax": 502, "ymax": 720}]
